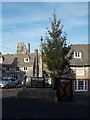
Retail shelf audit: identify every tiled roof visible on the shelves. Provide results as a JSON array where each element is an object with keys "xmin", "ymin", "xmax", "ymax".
[
  {"xmin": 70, "ymin": 44, "xmax": 90, "ymax": 66},
  {"xmin": 0, "ymin": 53, "xmax": 36, "ymax": 67},
  {"xmin": 0, "ymin": 44, "xmax": 90, "ymax": 67},
  {"xmin": 71, "ymin": 44, "xmax": 90, "ymax": 46}
]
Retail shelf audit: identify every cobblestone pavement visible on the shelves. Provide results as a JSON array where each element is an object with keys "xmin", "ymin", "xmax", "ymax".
[{"xmin": 0, "ymin": 88, "xmax": 89, "ymax": 120}]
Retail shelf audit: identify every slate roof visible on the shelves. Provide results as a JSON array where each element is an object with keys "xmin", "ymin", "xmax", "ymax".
[
  {"xmin": 70, "ymin": 44, "xmax": 90, "ymax": 66},
  {"xmin": 0, "ymin": 44, "xmax": 90, "ymax": 67},
  {"xmin": 0, "ymin": 53, "xmax": 36, "ymax": 67}
]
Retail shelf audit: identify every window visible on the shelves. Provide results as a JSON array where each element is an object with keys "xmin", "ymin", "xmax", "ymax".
[
  {"xmin": 24, "ymin": 58, "xmax": 29, "ymax": 62},
  {"xmin": 23, "ymin": 67, "xmax": 28, "ymax": 71},
  {"xmin": 74, "ymin": 52, "xmax": 81, "ymax": 58},
  {"xmin": 15, "ymin": 67, "xmax": 19, "ymax": 72},
  {"xmin": 5, "ymin": 67, "xmax": 10, "ymax": 72},
  {"xmin": 74, "ymin": 80, "xmax": 88, "ymax": 91},
  {"xmin": 76, "ymin": 67, "xmax": 84, "ymax": 76}
]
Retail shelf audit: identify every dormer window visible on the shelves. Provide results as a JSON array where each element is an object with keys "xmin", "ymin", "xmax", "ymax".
[
  {"xmin": 24, "ymin": 58, "xmax": 29, "ymax": 62},
  {"xmin": 74, "ymin": 52, "xmax": 81, "ymax": 59}
]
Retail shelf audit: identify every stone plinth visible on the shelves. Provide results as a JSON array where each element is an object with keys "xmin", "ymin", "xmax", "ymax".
[{"xmin": 18, "ymin": 88, "xmax": 56, "ymax": 102}]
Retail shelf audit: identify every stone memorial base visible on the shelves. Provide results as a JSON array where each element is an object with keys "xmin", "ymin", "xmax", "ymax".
[{"xmin": 18, "ymin": 88, "xmax": 57, "ymax": 102}]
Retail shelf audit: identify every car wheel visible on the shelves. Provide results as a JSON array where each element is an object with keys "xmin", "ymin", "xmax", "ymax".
[{"xmin": 5, "ymin": 84, "xmax": 9, "ymax": 89}]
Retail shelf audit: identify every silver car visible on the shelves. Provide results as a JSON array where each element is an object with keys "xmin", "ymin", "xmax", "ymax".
[{"xmin": 0, "ymin": 77, "xmax": 19, "ymax": 88}]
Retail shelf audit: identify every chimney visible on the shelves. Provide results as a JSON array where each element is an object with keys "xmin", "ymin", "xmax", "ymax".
[
  {"xmin": 34, "ymin": 49, "xmax": 38, "ymax": 77},
  {"xmin": 28, "ymin": 43, "xmax": 30, "ymax": 53}
]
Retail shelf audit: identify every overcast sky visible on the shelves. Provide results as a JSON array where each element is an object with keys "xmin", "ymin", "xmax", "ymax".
[{"xmin": 0, "ymin": 1, "xmax": 88, "ymax": 54}]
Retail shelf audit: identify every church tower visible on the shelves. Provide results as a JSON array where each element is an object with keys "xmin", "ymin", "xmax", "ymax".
[
  {"xmin": 17, "ymin": 42, "xmax": 27, "ymax": 54},
  {"xmin": 17, "ymin": 42, "xmax": 30, "ymax": 54},
  {"xmin": 39, "ymin": 36, "xmax": 43, "ymax": 77}
]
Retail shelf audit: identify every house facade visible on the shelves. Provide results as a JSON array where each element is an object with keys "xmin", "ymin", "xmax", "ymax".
[{"xmin": 70, "ymin": 44, "xmax": 90, "ymax": 93}]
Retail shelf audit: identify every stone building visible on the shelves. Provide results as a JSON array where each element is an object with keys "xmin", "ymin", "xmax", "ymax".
[
  {"xmin": 0, "ymin": 39, "xmax": 90, "ymax": 93},
  {"xmin": 41, "ymin": 44, "xmax": 90, "ymax": 93},
  {"xmin": 70, "ymin": 44, "xmax": 90, "ymax": 92},
  {"xmin": 0, "ymin": 41, "xmax": 40, "ymax": 83},
  {"xmin": 0, "ymin": 53, "xmax": 36, "ymax": 82}
]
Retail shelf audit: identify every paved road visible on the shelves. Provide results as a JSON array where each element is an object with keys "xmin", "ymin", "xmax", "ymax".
[
  {"xmin": 0, "ymin": 88, "xmax": 89, "ymax": 120},
  {"xmin": 2, "ymin": 87, "xmax": 22, "ymax": 98}
]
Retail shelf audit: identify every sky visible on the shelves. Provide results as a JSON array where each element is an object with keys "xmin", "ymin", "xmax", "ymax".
[
  {"xmin": 0, "ymin": 1, "xmax": 88, "ymax": 54},
  {"xmin": 1, "ymin": 0, "xmax": 90, "ymax": 2}
]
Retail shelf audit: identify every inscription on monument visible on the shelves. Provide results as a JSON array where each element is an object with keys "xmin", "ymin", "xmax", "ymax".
[{"xmin": 31, "ymin": 77, "xmax": 45, "ymax": 87}]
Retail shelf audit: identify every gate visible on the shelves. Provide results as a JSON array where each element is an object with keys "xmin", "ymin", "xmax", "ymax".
[{"xmin": 54, "ymin": 78, "xmax": 73, "ymax": 101}]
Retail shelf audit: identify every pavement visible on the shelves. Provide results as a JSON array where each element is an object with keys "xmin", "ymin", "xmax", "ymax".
[{"xmin": 0, "ymin": 88, "xmax": 89, "ymax": 120}]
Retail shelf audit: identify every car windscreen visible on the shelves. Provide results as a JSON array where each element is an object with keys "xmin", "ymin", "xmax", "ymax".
[{"xmin": 2, "ymin": 79, "xmax": 9, "ymax": 81}]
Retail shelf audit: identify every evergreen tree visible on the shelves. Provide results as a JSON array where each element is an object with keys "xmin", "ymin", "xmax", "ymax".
[{"xmin": 43, "ymin": 12, "xmax": 73, "ymax": 78}]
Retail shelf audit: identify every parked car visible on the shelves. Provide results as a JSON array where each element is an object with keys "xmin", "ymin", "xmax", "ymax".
[{"xmin": 0, "ymin": 77, "xmax": 19, "ymax": 88}]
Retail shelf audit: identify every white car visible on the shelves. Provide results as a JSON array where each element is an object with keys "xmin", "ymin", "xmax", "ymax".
[{"xmin": 0, "ymin": 77, "xmax": 19, "ymax": 88}]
